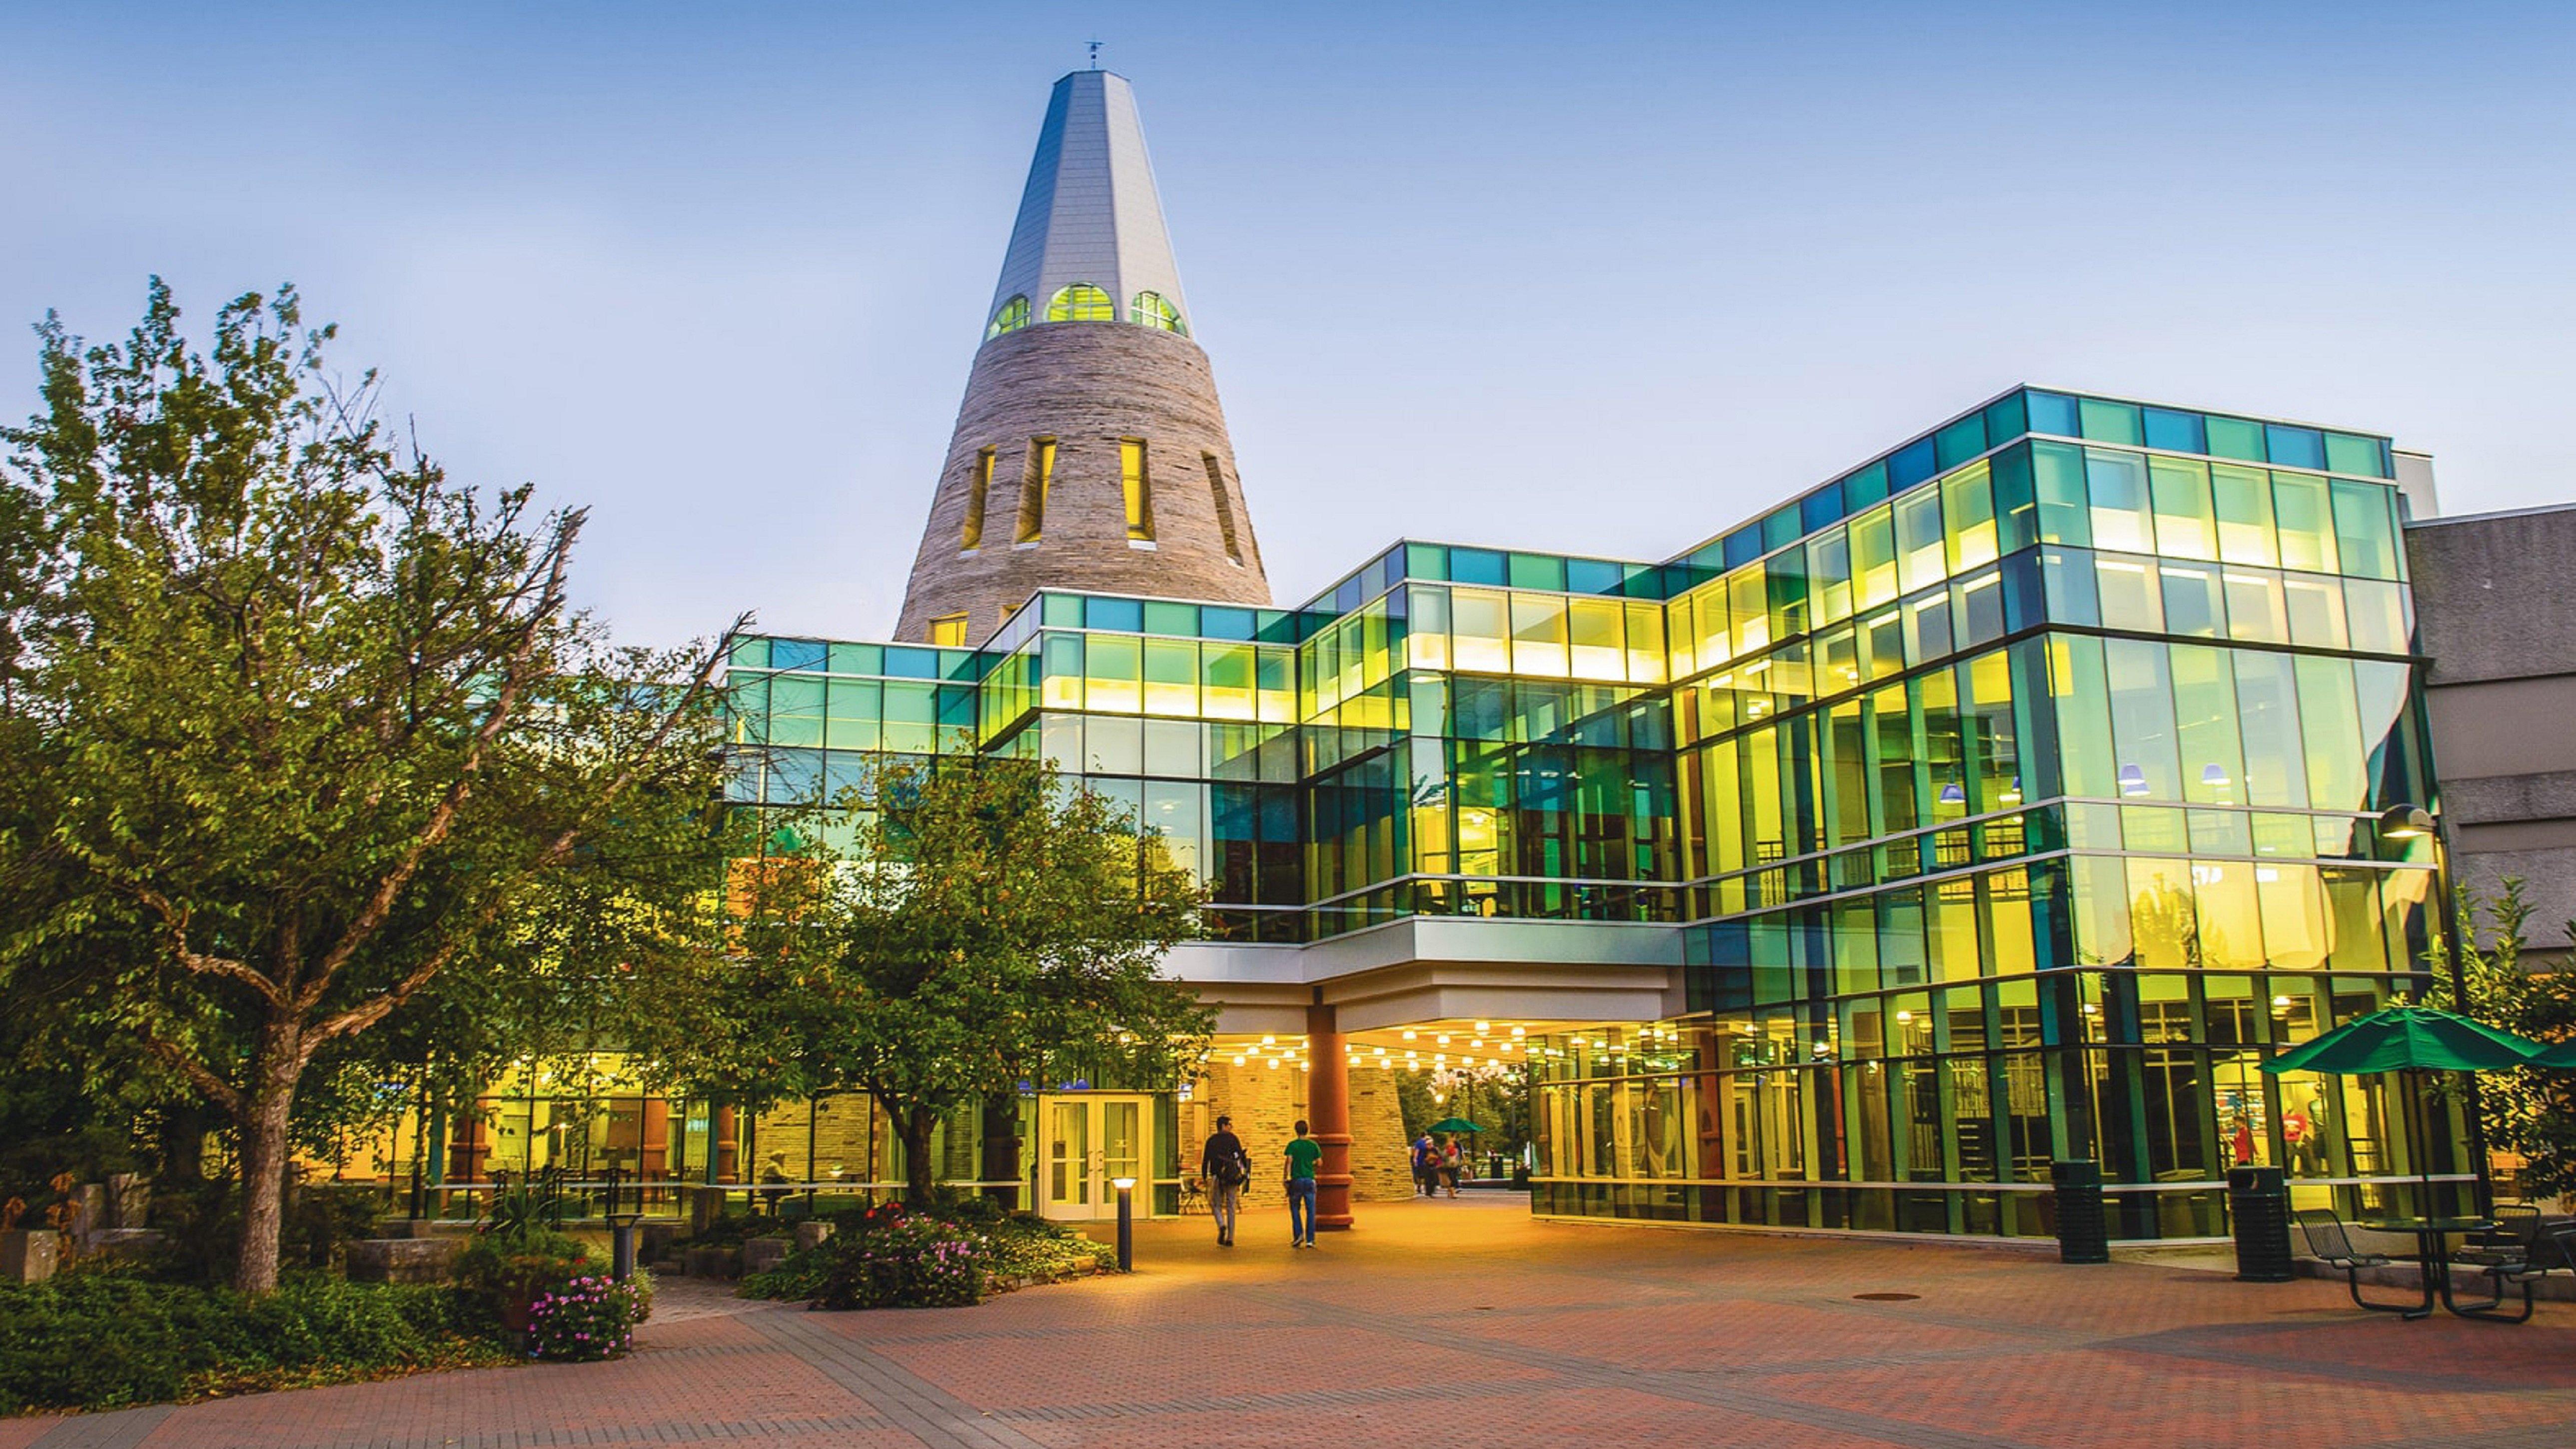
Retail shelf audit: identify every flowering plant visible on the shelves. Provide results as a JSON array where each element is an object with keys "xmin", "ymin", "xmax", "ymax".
[
  {"xmin": 524, "ymin": 1274, "xmax": 647, "ymax": 1362},
  {"xmin": 812, "ymin": 1215, "xmax": 988, "ymax": 1309}
]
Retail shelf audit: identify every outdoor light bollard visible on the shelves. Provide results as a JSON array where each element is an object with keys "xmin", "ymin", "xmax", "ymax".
[{"xmin": 1111, "ymin": 1177, "xmax": 1135, "ymax": 1272}]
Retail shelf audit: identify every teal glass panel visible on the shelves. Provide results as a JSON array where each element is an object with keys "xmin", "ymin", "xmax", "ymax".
[
  {"xmin": 2078, "ymin": 398, "xmax": 2143, "ymax": 446},
  {"xmin": 2330, "ymin": 481, "xmax": 2400, "ymax": 581},
  {"xmin": 1200, "ymin": 605, "xmax": 1257, "ymax": 641},
  {"xmin": 2325, "ymin": 432, "xmax": 2389, "ymax": 479},
  {"xmin": 1983, "ymin": 390, "xmax": 2029, "ymax": 447},
  {"xmin": 1761, "ymin": 506, "xmax": 1802, "ymax": 553},
  {"xmin": 2159, "ymin": 562, "xmax": 2224, "ymax": 639},
  {"xmin": 2265, "ymin": 424, "xmax": 2326, "ymax": 471},
  {"xmin": 2027, "ymin": 391, "xmax": 2079, "ymax": 437},
  {"xmin": 1404, "ymin": 542, "xmax": 1449, "ymax": 581},
  {"xmin": 2042, "ymin": 549, "xmax": 2100, "ymax": 627},
  {"xmin": 1041, "ymin": 594, "xmax": 1083, "ymax": 627},
  {"xmin": 2032, "ymin": 441, "xmax": 2091, "ymax": 547},
  {"xmin": 1841, "ymin": 460, "xmax": 1891, "ymax": 510},
  {"xmin": 1889, "ymin": 438, "xmax": 1938, "ymax": 491},
  {"xmin": 1143, "ymin": 600, "xmax": 1199, "ymax": 637},
  {"xmin": 2083, "ymin": 449, "xmax": 2154, "ymax": 553},
  {"xmin": 2142, "ymin": 407, "xmax": 2206, "ymax": 454},
  {"xmin": 1935, "ymin": 413, "xmax": 1988, "ymax": 470},
  {"xmin": 772, "ymin": 639, "xmax": 827, "ymax": 672},
  {"xmin": 2205, "ymin": 415, "xmax": 2267, "ymax": 462},
  {"xmin": 1084, "ymin": 596, "xmax": 1144, "ymax": 633},
  {"xmin": 827, "ymin": 642, "xmax": 882, "ymax": 675},
  {"xmin": 1567, "ymin": 557, "xmax": 1625, "ymax": 595},
  {"xmin": 1451, "ymin": 547, "xmax": 1507, "ymax": 586},
  {"xmin": 1990, "ymin": 443, "xmax": 2036, "ymax": 555},
  {"xmin": 728, "ymin": 636, "xmax": 771, "ymax": 670},
  {"xmin": 1510, "ymin": 552, "xmax": 1567, "ymax": 591}
]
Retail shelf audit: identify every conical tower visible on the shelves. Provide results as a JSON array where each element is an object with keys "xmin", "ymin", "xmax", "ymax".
[{"xmin": 894, "ymin": 69, "xmax": 1271, "ymax": 644}]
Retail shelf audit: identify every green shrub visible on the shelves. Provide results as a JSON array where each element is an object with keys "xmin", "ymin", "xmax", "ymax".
[
  {"xmin": 452, "ymin": 1231, "xmax": 595, "ymax": 1330},
  {"xmin": 524, "ymin": 1273, "xmax": 647, "ymax": 1361},
  {"xmin": 740, "ymin": 1202, "xmax": 1108, "ymax": 1309},
  {"xmin": 0, "ymin": 1273, "xmax": 505, "ymax": 1415}
]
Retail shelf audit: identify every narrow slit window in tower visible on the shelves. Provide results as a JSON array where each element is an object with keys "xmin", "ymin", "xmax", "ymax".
[
  {"xmin": 1203, "ymin": 452, "xmax": 1242, "ymax": 563},
  {"xmin": 960, "ymin": 446, "xmax": 995, "ymax": 550},
  {"xmin": 1015, "ymin": 437, "xmax": 1056, "ymax": 544},
  {"xmin": 1122, "ymin": 439, "xmax": 1154, "ymax": 542}
]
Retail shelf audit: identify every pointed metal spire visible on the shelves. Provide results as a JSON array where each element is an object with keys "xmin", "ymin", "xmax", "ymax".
[{"xmin": 986, "ymin": 70, "xmax": 1191, "ymax": 336}]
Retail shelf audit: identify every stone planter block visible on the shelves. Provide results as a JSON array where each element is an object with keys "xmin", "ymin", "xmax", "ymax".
[
  {"xmin": 794, "ymin": 1220, "xmax": 836, "ymax": 1252},
  {"xmin": 107, "ymin": 1172, "xmax": 151, "ymax": 1229},
  {"xmin": 681, "ymin": 1245, "xmax": 742, "ymax": 1279},
  {"xmin": 1, "ymin": 1229, "xmax": 60, "ymax": 1284},
  {"xmin": 742, "ymin": 1235, "xmax": 793, "ymax": 1274},
  {"xmin": 346, "ymin": 1236, "xmax": 464, "ymax": 1284}
]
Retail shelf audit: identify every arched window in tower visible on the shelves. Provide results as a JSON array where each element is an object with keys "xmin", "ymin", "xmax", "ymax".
[
  {"xmin": 985, "ymin": 295, "xmax": 1030, "ymax": 339},
  {"xmin": 1046, "ymin": 284, "xmax": 1115, "ymax": 322},
  {"xmin": 1129, "ymin": 291, "xmax": 1188, "ymax": 335}
]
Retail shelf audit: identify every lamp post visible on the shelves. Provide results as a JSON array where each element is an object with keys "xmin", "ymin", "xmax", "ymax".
[
  {"xmin": 2379, "ymin": 802, "xmax": 2490, "ymax": 1214},
  {"xmin": 1110, "ymin": 1177, "xmax": 1135, "ymax": 1272}
]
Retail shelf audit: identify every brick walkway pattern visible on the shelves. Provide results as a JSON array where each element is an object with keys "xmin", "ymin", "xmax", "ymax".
[{"xmin": 13, "ymin": 1196, "xmax": 2576, "ymax": 1448}]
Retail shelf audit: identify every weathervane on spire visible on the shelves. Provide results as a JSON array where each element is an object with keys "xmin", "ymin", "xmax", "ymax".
[{"xmin": 1087, "ymin": 38, "xmax": 1102, "ymax": 69}]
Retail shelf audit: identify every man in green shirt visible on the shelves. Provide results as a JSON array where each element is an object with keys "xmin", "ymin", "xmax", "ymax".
[{"xmin": 1282, "ymin": 1118, "xmax": 1322, "ymax": 1248}]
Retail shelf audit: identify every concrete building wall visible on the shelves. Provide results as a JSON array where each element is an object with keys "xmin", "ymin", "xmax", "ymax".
[
  {"xmin": 894, "ymin": 321, "xmax": 1269, "ymax": 642},
  {"xmin": 2408, "ymin": 503, "xmax": 2576, "ymax": 949}
]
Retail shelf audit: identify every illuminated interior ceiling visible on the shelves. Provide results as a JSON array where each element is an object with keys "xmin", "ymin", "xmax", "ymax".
[{"xmin": 1203, "ymin": 1018, "xmax": 1642, "ymax": 1073}]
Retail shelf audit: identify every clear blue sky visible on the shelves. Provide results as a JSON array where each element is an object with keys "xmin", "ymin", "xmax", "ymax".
[{"xmin": 5, "ymin": 1, "xmax": 2570, "ymax": 646}]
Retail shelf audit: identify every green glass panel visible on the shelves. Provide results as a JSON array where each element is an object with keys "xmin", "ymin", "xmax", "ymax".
[
  {"xmin": 827, "ymin": 642, "xmax": 882, "ymax": 675},
  {"xmin": 2330, "ymin": 481, "xmax": 2399, "ymax": 581},
  {"xmin": 2083, "ymin": 449, "xmax": 2154, "ymax": 553},
  {"xmin": 1989, "ymin": 443, "xmax": 2036, "ymax": 555},
  {"xmin": 2293, "ymin": 656, "xmax": 2367, "ymax": 811},
  {"xmin": 2205, "ymin": 415, "xmax": 2267, "ymax": 462},
  {"xmin": 2148, "ymin": 457, "xmax": 2217, "ymax": 561},
  {"xmin": 1509, "ymin": 553, "xmax": 1568, "ymax": 591},
  {"xmin": 1041, "ymin": 594, "xmax": 1084, "ymax": 627},
  {"xmin": 1404, "ymin": 542, "xmax": 1449, "ymax": 581},
  {"xmin": 1935, "ymin": 413, "xmax": 1988, "ymax": 470},
  {"xmin": 2324, "ymin": 432, "xmax": 2388, "ymax": 479},
  {"xmin": 2050, "ymin": 636, "xmax": 2116, "ymax": 799},
  {"xmin": 1143, "ymin": 600, "xmax": 1200, "ymax": 637},
  {"xmin": 2170, "ymin": 645, "xmax": 2244, "ymax": 805},
  {"xmin": 728, "ymin": 636, "xmax": 771, "ymax": 670},
  {"xmin": 826, "ymin": 679, "xmax": 882, "ymax": 751},
  {"xmin": 2032, "ymin": 441, "xmax": 2091, "ymax": 547},
  {"xmin": 2104, "ymin": 638, "xmax": 2179, "ymax": 802},
  {"xmin": 2078, "ymin": 398, "xmax": 2143, "ymax": 446}
]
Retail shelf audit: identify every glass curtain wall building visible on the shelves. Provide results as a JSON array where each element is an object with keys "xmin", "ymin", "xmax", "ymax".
[{"xmin": 724, "ymin": 385, "xmax": 2457, "ymax": 1240}]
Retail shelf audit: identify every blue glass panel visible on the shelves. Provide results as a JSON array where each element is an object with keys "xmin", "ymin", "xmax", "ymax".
[
  {"xmin": 1333, "ymin": 575, "xmax": 1363, "ymax": 613},
  {"xmin": 1510, "ymin": 552, "xmax": 1568, "ymax": 591},
  {"xmin": 2142, "ymin": 407, "xmax": 2206, "ymax": 455},
  {"xmin": 2324, "ymin": 432, "xmax": 2389, "ymax": 478},
  {"xmin": 1840, "ymin": 460, "xmax": 1890, "ymax": 511},
  {"xmin": 2204, "ymin": 415, "xmax": 2265, "ymax": 462},
  {"xmin": 1983, "ymin": 390, "xmax": 2030, "ymax": 445},
  {"xmin": 1888, "ymin": 437, "xmax": 1938, "ymax": 492},
  {"xmin": 1085, "ymin": 596, "xmax": 1145, "ymax": 633},
  {"xmin": 1404, "ymin": 542, "xmax": 1449, "ymax": 581},
  {"xmin": 1722, "ymin": 527, "xmax": 1762, "ymax": 569},
  {"xmin": 2077, "ymin": 398, "xmax": 2143, "ymax": 446},
  {"xmin": 1934, "ymin": 413, "xmax": 1988, "ymax": 470},
  {"xmin": 1800, "ymin": 488, "xmax": 1842, "ymax": 534},
  {"xmin": 2265, "ymin": 424, "xmax": 2327, "ymax": 471},
  {"xmin": 1200, "ymin": 605, "xmax": 1256, "ymax": 641},
  {"xmin": 1566, "ymin": 557, "xmax": 1624, "ymax": 595},
  {"xmin": 2027, "ymin": 391, "xmax": 2080, "ymax": 436},
  {"xmin": 1142, "ymin": 600, "xmax": 1198, "ymax": 637},
  {"xmin": 1450, "ymin": 547, "xmax": 1507, "ymax": 586},
  {"xmin": 771, "ymin": 638, "xmax": 828, "ymax": 672},
  {"xmin": 1760, "ymin": 506, "xmax": 1801, "ymax": 553},
  {"xmin": 882, "ymin": 645, "xmax": 939, "ymax": 679}
]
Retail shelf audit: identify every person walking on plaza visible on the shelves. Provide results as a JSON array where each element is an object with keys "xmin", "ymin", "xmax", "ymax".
[
  {"xmin": 1412, "ymin": 1131, "xmax": 1438, "ymax": 1196},
  {"xmin": 1283, "ymin": 1119, "xmax": 1322, "ymax": 1248},
  {"xmin": 1200, "ymin": 1113, "xmax": 1251, "ymax": 1247},
  {"xmin": 1439, "ymin": 1136, "xmax": 1463, "ymax": 1198}
]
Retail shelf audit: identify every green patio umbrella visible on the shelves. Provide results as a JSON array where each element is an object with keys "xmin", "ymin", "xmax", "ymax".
[
  {"xmin": 1426, "ymin": 1117, "xmax": 1485, "ymax": 1134},
  {"xmin": 2523, "ymin": 1038, "xmax": 2576, "ymax": 1069},
  {"xmin": 2262, "ymin": 1007, "xmax": 2544, "ymax": 1215}
]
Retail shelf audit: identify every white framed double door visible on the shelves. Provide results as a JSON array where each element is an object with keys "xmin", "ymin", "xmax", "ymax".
[{"xmin": 1035, "ymin": 1093, "xmax": 1152, "ymax": 1221}]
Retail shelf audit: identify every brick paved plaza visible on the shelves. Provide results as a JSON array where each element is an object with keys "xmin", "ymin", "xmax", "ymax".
[{"xmin": 10, "ymin": 1196, "xmax": 2576, "ymax": 1449}]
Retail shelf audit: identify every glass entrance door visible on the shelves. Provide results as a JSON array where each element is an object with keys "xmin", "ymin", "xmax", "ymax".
[{"xmin": 1039, "ymin": 1095, "xmax": 1150, "ymax": 1221}]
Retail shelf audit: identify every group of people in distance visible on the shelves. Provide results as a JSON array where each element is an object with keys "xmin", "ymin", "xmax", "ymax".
[{"xmin": 1193, "ymin": 1116, "xmax": 1477, "ymax": 1249}]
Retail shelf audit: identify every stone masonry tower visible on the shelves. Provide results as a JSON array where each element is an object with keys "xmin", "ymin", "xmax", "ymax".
[{"xmin": 894, "ymin": 70, "xmax": 1271, "ymax": 644}]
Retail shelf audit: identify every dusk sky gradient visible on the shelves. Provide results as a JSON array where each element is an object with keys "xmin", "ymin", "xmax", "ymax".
[{"xmin": 4, "ymin": 1, "xmax": 2571, "ymax": 647}]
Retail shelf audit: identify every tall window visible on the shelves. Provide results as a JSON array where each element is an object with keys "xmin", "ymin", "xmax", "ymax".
[
  {"xmin": 1203, "ymin": 452, "xmax": 1242, "ymax": 563},
  {"xmin": 1015, "ymin": 437, "xmax": 1056, "ymax": 543},
  {"xmin": 1047, "ymin": 284, "xmax": 1114, "ymax": 322},
  {"xmin": 1121, "ymin": 439, "xmax": 1154, "ymax": 542},
  {"xmin": 960, "ymin": 446, "xmax": 995, "ymax": 550},
  {"xmin": 926, "ymin": 613, "xmax": 968, "ymax": 648},
  {"xmin": 985, "ymin": 295, "xmax": 1030, "ymax": 339},
  {"xmin": 1130, "ymin": 291, "xmax": 1187, "ymax": 334}
]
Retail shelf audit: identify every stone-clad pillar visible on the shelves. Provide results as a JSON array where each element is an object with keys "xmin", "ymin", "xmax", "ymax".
[{"xmin": 1307, "ymin": 1003, "xmax": 1354, "ymax": 1231}]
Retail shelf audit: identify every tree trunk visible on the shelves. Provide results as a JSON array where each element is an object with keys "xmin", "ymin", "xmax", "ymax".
[
  {"xmin": 901, "ymin": 1105, "xmax": 937, "ymax": 1209},
  {"xmin": 233, "ymin": 1019, "xmax": 305, "ymax": 1295},
  {"xmin": 978, "ymin": 1092, "xmax": 1021, "ymax": 1212}
]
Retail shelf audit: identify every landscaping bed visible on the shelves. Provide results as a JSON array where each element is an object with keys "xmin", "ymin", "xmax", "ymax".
[{"xmin": 737, "ymin": 1200, "xmax": 1113, "ymax": 1309}]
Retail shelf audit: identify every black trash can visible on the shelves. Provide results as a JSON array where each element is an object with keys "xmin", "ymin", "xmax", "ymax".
[
  {"xmin": 2227, "ymin": 1165, "xmax": 2294, "ymax": 1282},
  {"xmin": 2051, "ymin": 1159, "xmax": 2109, "ymax": 1264}
]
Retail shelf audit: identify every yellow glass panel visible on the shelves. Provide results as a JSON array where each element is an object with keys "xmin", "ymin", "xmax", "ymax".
[
  {"xmin": 1256, "ymin": 648, "xmax": 1295, "ymax": 723},
  {"xmin": 1568, "ymin": 597, "xmax": 1625, "ymax": 680},
  {"xmin": 1850, "ymin": 504, "xmax": 1899, "ymax": 611},
  {"xmin": 2256, "ymin": 862, "xmax": 2328, "ymax": 969},
  {"xmin": 1121, "ymin": 439, "xmax": 1153, "ymax": 541},
  {"xmin": 1142, "ymin": 638, "xmax": 1197, "ymax": 715},
  {"xmin": 1202, "ymin": 643, "xmax": 1255, "ymax": 720},
  {"xmin": 1408, "ymin": 586, "xmax": 1450, "ymax": 672},
  {"xmin": 1046, "ymin": 283, "xmax": 1114, "ymax": 322},
  {"xmin": 1510, "ymin": 594, "xmax": 1570, "ymax": 677},
  {"xmin": 1729, "ymin": 569, "xmax": 1768, "ymax": 656},
  {"xmin": 1664, "ymin": 596, "xmax": 1695, "ymax": 679},
  {"xmin": 1086, "ymin": 634, "xmax": 1142, "ymax": 714},
  {"xmin": 1624, "ymin": 601, "xmax": 1667, "ymax": 684},
  {"xmin": 1450, "ymin": 588, "xmax": 1510, "ymax": 674},
  {"xmin": 1941, "ymin": 463, "xmax": 1998, "ymax": 573}
]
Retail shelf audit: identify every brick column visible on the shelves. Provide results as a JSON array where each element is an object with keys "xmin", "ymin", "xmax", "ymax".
[{"xmin": 1308, "ymin": 1003, "xmax": 1355, "ymax": 1231}]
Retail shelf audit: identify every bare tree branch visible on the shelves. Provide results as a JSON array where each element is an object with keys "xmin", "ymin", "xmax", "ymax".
[{"xmin": 136, "ymin": 1024, "xmax": 245, "ymax": 1120}]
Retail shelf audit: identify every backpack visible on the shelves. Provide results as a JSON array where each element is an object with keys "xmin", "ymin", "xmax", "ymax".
[{"xmin": 1213, "ymin": 1141, "xmax": 1249, "ymax": 1187}]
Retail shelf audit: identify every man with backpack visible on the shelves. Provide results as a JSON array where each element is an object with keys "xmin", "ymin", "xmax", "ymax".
[{"xmin": 1199, "ymin": 1114, "xmax": 1251, "ymax": 1247}]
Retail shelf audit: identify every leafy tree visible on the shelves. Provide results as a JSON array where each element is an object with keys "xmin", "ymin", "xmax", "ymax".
[
  {"xmin": 627, "ymin": 752, "xmax": 1212, "ymax": 1207},
  {"xmin": 0, "ymin": 280, "xmax": 737, "ymax": 1292},
  {"xmin": 2416, "ymin": 877, "xmax": 2576, "ymax": 1199}
]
